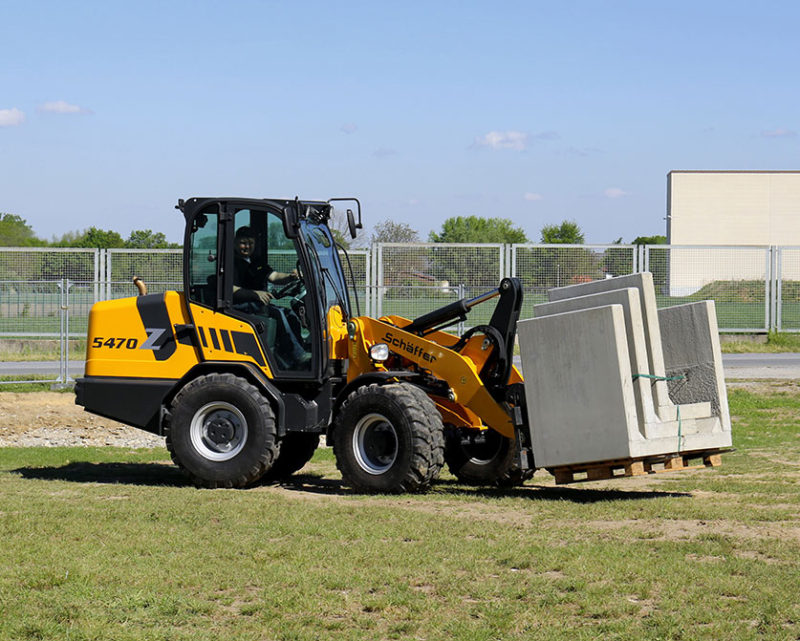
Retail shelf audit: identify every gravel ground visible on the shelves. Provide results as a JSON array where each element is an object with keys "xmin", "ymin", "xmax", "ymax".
[{"xmin": 0, "ymin": 392, "xmax": 165, "ymax": 449}]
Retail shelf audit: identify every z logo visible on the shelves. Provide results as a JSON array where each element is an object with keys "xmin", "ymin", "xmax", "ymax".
[{"xmin": 140, "ymin": 328, "xmax": 166, "ymax": 350}]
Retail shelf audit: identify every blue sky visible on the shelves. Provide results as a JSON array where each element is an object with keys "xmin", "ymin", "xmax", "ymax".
[{"xmin": 2, "ymin": 0, "xmax": 799, "ymax": 244}]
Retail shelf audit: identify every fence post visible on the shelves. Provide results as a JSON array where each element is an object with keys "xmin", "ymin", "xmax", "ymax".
[
  {"xmin": 772, "ymin": 246, "xmax": 781, "ymax": 332},
  {"xmin": 94, "ymin": 249, "xmax": 102, "ymax": 303},
  {"xmin": 376, "ymin": 243, "xmax": 384, "ymax": 318},
  {"xmin": 65, "ymin": 279, "xmax": 72, "ymax": 382},
  {"xmin": 57, "ymin": 279, "xmax": 67, "ymax": 385},
  {"xmin": 363, "ymin": 247, "xmax": 371, "ymax": 318}
]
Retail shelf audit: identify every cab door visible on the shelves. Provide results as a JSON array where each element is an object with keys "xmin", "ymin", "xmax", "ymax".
[{"xmin": 184, "ymin": 200, "xmax": 323, "ymax": 380}]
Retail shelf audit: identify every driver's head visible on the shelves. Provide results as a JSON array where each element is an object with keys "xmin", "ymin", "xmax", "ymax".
[{"xmin": 234, "ymin": 226, "xmax": 255, "ymax": 258}]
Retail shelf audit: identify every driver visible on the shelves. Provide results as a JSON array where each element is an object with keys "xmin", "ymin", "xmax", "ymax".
[
  {"xmin": 232, "ymin": 226, "xmax": 309, "ymax": 369},
  {"xmin": 233, "ymin": 226, "xmax": 297, "ymax": 303}
]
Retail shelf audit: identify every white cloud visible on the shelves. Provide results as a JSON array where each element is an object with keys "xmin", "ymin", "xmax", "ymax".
[
  {"xmin": 0, "ymin": 108, "xmax": 25, "ymax": 127},
  {"xmin": 474, "ymin": 130, "xmax": 558, "ymax": 151},
  {"xmin": 761, "ymin": 128, "xmax": 796, "ymax": 138},
  {"xmin": 340, "ymin": 123, "xmax": 357, "ymax": 134},
  {"xmin": 474, "ymin": 130, "xmax": 530, "ymax": 151},
  {"xmin": 604, "ymin": 187, "xmax": 629, "ymax": 199},
  {"xmin": 524, "ymin": 192, "xmax": 543, "ymax": 201},
  {"xmin": 38, "ymin": 100, "xmax": 92, "ymax": 114}
]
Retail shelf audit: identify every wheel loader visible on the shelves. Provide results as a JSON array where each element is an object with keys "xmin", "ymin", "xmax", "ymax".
[{"xmin": 76, "ymin": 197, "xmax": 731, "ymax": 491}]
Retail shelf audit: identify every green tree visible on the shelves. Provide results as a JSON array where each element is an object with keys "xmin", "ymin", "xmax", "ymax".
[
  {"xmin": 632, "ymin": 234, "xmax": 667, "ymax": 246},
  {"xmin": 54, "ymin": 227, "xmax": 125, "ymax": 248},
  {"xmin": 429, "ymin": 216, "xmax": 528, "ymax": 244},
  {"xmin": 424, "ymin": 217, "xmax": 517, "ymax": 291},
  {"xmin": 125, "ymin": 229, "xmax": 173, "ymax": 249},
  {"xmin": 0, "ymin": 213, "xmax": 43, "ymax": 246},
  {"xmin": 540, "ymin": 220, "xmax": 584, "ymax": 244},
  {"xmin": 534, "ymin": 220, "xmax": 595, "ymax": 288}
]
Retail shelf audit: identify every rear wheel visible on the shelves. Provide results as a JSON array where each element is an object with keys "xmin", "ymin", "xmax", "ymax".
[
  {"xmin": 166, "ymin": 373, "xmax": 279, "ymax": 488},
  {"xmin": 333, "ymin": 383, "xmax": 444, "ymax": 493},
  {"xmin": 263, "ymin": 432, "xmax": 320, "ymax": 481},
  {"xmin": 444, "ymin": 426, "xmax": 533, "ymax": 487}
]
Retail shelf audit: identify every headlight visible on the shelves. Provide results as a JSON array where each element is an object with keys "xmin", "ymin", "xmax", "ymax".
[{"xmin": 369, "ymin": 343, "xmax": 390, "ymax": 362}]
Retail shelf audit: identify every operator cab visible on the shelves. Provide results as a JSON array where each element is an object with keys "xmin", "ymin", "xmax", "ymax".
[{"xmin": 180, "ymin": 197, "xmax": 355, "ymax": 381}]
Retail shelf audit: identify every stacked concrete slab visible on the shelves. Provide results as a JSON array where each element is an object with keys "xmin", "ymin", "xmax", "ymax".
[{"xmin": 517, "ymin": 272, "xmax": 732, "ymax": 469}]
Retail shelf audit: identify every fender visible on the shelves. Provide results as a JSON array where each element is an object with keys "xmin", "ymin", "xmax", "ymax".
[
  {"xmin": 167, "ymin": 361, "xmax": 287, "ymax": 435},
  {"xmin": 331, "ymin": 370, "xmax": 423, "ymax": 417}
]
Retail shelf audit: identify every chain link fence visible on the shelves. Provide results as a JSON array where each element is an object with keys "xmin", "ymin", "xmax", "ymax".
[
  {"xmin": 373, "ymin": 243, "xmax": 504, "ymax": 325},
  {"xmin": 511, "ymin": 244, "xmax": 638, "ymax": 320},
  {"xmin": 340, "ymin": 248, "xmax": 369, "ymax": 316},
  {"xmin": 645, "ymin": 245, "xmax": 772, "ymax": 332},
  {"xmin": 3, "ymin": 242, "xmax": 800, "ymax": 385},
  {"xmin": 0, "ymin": 279, "xmax": 72, "ymax": 385},
  {"xmin": 105, "ymin": 248, "xmax": 183, "ymax": 299},
  {"xmin": 777, "ymin": 247, "xmax": 800, "ymax": 331}
]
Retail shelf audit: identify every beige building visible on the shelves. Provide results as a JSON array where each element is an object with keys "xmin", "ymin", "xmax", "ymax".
[
  {"xmin": 668, "ymin": 170, "xmax": 800, "ymax": 246},
  {"xmin": 666, "ymin": 171, "xmax": 800, "ymax": 295}
]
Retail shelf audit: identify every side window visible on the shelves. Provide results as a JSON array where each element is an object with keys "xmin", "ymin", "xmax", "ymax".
[
  {"xmin": 230, "ymin": 209, "xmax": 312, "ymax": 373},
  {"xmin": 188, "ymin": 212, "xmax": 218, "ymax": 305},
  {"xmin": 267, "ymin": 211, "xmax": 297, "ymax": 273}
]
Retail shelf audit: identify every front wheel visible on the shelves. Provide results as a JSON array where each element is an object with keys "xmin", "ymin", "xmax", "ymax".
[
  {"xmin": 166, "ymin": 373, "xmax": 279, "ymax": 488},
  {"xmin": 332, "ymin": 383, "xmax": 444, "ymax": 493},
  {"xmin": 444, "ymin": 426, "xmax": 533, "ymax": 487}
]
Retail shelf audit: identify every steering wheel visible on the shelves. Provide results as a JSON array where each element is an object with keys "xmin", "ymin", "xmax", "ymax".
[
  {"xmin": 270, "ymin": 262, "xmax": 306, "ymax": 299},
  {"xmin": 272, "ymin": 278, "xmax": 305, "ymax": 300}
]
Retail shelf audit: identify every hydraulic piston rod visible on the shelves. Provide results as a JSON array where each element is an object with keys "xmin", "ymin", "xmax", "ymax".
[{"xmin": 404, "ymin": 287, "xmax": 501, "ymax": 335}]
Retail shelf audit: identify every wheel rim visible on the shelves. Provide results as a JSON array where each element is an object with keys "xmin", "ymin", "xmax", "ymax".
[
  {"xmin": 465, "ymin": 429, "xmax": 504, "ymax": 466},
  {"xmin": 190, "ymin": 401, "xmax": 248, "ymax": 461},
  {"xmin": 353, "ymin": 413, "xmax": 398, "ymax": 475}
]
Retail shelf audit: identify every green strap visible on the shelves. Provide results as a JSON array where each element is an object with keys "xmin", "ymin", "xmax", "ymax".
[{"xmin": 632, "ymin": 373, "xmax": 686, "ymax": 453}]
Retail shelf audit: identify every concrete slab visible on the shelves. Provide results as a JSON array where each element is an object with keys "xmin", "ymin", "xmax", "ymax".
[
  {"xmin": 534, "ymin": 287, "xmax": 657, "ymax": 430},
  {"xmin": 517, "ymin": 272, "xmax": 733, "ymax": 468},
  {"xmin": 518, "ymin": 304, "xmax": 639, "ymax": 468},
  {"xmin": 659, "ymin": 301, "xmax": 731, "ymax": 433},
  {"xmin": 548, "ymin": 273, "xmax": 671, "ymax": 409}
]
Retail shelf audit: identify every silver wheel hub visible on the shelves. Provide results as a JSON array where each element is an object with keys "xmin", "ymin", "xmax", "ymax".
[
  {"xmin": 353, "ymin": 413, "xmax": 398, "ymax": 475},
  {"xmin": 190, "ymin": 401, "xmax": 248, "ymax": 461}
]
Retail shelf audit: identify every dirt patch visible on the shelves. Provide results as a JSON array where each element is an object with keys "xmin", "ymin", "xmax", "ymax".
[
  {"xmin": 0, "ymin": 392, "xmax": 163, "ymax": 448},
  {"xmin": 584, "ymin": 518, "xmax": 800, "ymax": 544},
  {"xmin": 726, "ymin": 380, "xmax": 800, "ymax": 394}
]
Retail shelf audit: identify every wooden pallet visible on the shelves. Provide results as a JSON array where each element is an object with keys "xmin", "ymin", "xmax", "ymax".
[{"xmin": 550, "ymin": 450, "xmax": 724, "ymax": 485}]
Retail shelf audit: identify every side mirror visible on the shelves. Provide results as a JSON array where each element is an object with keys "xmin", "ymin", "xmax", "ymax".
[
  {"xmin": 329, "ymin": 197, "xmax": 362, "ymax": 237},
  {"xmin": 282, "ymin": 202, "xmax": 300, "ymax": 239},
  {"xmin": 347, "ymin": 209, "xmax": 358, "ymax": 239}
]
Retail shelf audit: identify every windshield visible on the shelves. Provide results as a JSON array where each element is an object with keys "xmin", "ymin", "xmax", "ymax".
[{"xmin": 300, "ymin": 220, "xmax": 351, "ymax": 318}]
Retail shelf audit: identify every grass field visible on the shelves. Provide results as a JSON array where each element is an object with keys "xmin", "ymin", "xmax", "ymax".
[{"xmin": 1, "ymin": 383, "xmax": 799, "ymax": 640}]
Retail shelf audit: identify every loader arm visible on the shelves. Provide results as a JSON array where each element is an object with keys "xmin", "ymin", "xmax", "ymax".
[{"xmin": 345, "ymin": 315, "xmax": 520, "ymax": 439}]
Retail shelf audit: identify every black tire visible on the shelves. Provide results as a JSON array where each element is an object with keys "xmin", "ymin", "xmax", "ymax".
[
  {"xmin": 166, "ymin": 373, "xmax": 279, "ymax": 489},
  {"xmin": 444, "ymin": 426, "xmax": 533, "ymax": 488},
  {"xmin": 332, "ymin": 383, "xmax": 444, "ymax": 493},
  {"xmin": 263, "ymin": 432, "xmax": 320, "ymax": 481}
]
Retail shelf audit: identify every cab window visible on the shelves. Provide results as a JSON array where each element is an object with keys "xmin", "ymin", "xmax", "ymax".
[
  {"xmin": 187, "ymin": 212, "xmax": 218, "ymax": 306},
  {"xmin": 230, "ymin": 209, "xmax": 312, "ymax": 373}
]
